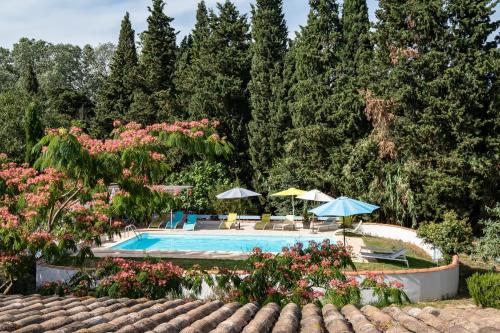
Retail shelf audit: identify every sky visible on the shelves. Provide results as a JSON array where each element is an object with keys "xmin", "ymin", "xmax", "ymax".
[
  {"xmin": 0, "ymin": 0, "xmax": 498, "ymax": 48},
  {"xmin": 0, "ymin": 0, "xmax": 380, "ymax": 48}
]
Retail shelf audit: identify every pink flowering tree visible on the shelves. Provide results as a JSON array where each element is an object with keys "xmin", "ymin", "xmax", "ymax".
[{"xmin": 0, "ymin": 120, "xmax": 230, "ymax": 294}]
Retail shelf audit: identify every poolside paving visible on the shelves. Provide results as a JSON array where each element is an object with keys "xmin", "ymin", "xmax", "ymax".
[
  {"xmin": 0, "ymin": 294, "xmax": 499, "ymax": 332},
  {"xmin": 93, "ymin": 221, "xmax": 365, "ymax": 261}
]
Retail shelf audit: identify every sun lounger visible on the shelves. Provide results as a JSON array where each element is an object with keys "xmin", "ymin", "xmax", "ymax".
[
  {"xmin": 312, "ymin": 217, "xmax": 339, "ymax": 232},
  {"xmin": 254, "ymin": 214, "xmax": 271, "ymax": 230},
  {"xmin": 359, "ymin": 248, "xmax": 409, "ymax": 267},
  {"xmin": 148, "ymin": 214, "xmax": 168, "ymax": 228},
  {"xmin": 273, "ymin": 215, "xmax": 295, "ymax": 231},
  {"xmin": 165, "ymin": 210, "xmax": 185, "ymax": 229},
  {"xmin": 332, "ymin": 219, "xmax": 365, "ymax": 236},
  {"xmin": 219, "ymin": 213, "xmax": 238, "ymax": 229},
  {"xmin": 182, "ymin": 214, "xmax": 198, "ymax": 231}
]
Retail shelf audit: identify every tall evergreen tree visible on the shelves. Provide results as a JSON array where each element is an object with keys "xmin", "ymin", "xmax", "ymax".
[
  {"xmin": 174, "ymin": 1, "xmax": 211, "ymax": 115},
  {"xmin": 288, "ymin": 0, "xmax": 342, "ymax": 128},
  {"xmin": 343, "ymin": 0, "xmax": 454, "ymax": 226},
  {"xmin": 130, "ymin": 0, "xmax": 178, "ymax": 123},
  {"xmin": 186, "ymin": 1, "xmax": 251, "ymax": 181},
  {"xmin": 442, "ymin": 0, "xmax": 499, "ymax": 219},
  {"xmin": 22, "ymin": 62, "xmax": 39, "ymax": 95},
  {"xmin": 140, "ymin": 0, "xmax": 177, "ymax": 93},
  {"xmin": 330, "ymin": 0, "xmax": 373, "ymax": 194},
  {"xmin": 268, "ymin": 0, "xmax": 342, "ymax": 193},
  {"xmin": 247, "ymin": 0, "xmax": 288, "ymax": 187},
  {"xmin": 24, "ymin": 101, "xmax": 43, "ymax": 163},
  {"xmin": 93, "ymin": 12, "xmax": 138, "ymax": 136}
]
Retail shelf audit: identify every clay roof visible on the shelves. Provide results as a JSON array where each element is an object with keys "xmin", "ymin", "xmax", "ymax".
[{"xmin": 0, "ymin": 294, "xmax": 499, "ymax": 333}]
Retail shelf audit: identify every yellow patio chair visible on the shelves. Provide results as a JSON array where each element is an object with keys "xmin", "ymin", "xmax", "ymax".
[
  {"xmin": 254, "ymin": 214, "xmax": 271, "ymax": 230},
  {"xmin": 219, "ymin": 213, "xmax": 238, "ymax": 229}
]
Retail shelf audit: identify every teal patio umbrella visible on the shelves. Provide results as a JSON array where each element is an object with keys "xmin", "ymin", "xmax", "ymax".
[{"xmin": 309, "ymin": 196, "xmax": 379, "ymax": 244}]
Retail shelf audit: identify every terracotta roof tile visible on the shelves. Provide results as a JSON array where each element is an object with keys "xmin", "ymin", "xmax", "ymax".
[{"xmin": 1, "ymin": 294, "xmax": 499, "ymax": 333}]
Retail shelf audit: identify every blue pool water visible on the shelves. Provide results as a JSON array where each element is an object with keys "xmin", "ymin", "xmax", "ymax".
[{"xmin": 112, "ymin": 233, "xmax": 333, "ymax": 253}]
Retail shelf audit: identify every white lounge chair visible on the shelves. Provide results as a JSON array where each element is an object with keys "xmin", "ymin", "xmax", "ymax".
[
  {"xmin": 312, "ymin": 217, "xmax": 339, "ymax": 232},
  {"xmin": 273, "ymin": 215, "xmax": 295, "ymax": 230},
  {"xmin": 332, "ymin": 219, "xmax": 365, "ymax": 236},
  {"xmin": 359, "ymin": 248, "xmax": 409, "ymax": 267}
]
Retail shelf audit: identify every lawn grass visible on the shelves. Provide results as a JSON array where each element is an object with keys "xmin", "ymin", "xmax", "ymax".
[{"xmin": 358, "ymin": 235, "xmax": 436, "ymax": 270}]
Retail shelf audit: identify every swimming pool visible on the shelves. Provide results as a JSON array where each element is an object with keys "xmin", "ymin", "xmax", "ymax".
[{"xmin": 111, "ymin": 233, "xmax": 333, "ymax": 253}]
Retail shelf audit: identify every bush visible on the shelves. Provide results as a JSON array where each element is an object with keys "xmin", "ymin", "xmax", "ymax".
[
  {"xmin": 165, "ymin": 160, "xmax": 232, "ymax": 213},
  {"xmin": 95, "ymin": 258, "xmax": 185, "ymax": 299},
  {"xmin": 474, "ymin": 204, "xmax": 500, "ymax": 264},
  {"xmin": 417, "ymin": 210, "xmax": 473, "ymax": 263},
  {"xmin": 466, "ymin": 272, "xmax": 500, "ymax": 309}
]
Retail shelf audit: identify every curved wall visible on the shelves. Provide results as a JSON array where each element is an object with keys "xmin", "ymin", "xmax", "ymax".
[{"xmin": 359, "ymin": 223, "xmax": 442, "ymax": 260}]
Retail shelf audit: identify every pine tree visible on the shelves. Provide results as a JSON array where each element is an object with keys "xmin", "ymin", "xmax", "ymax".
[
  {"xmin": 93, "ymin": 12, "xmax": 138, "ymax": 136},
  {"xmin": 247, "ymin": 0, "xmax": 288, "ymax": 186},
  {"xmin": 24, "ymin": 101, "xmax": 43, "ymax": 163},
  {"xmin": 22, "ymin": 62, "xmax": 39, "ymax": 95}
]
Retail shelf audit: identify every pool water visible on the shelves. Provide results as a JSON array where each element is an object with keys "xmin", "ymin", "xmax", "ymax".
[{"xmin": 112, "ymin": 233, "xmax": 333, "ymax": 253}]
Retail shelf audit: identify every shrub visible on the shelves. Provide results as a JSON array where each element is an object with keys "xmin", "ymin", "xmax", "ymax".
[
  {"xmin": 323, "ymin": 277, "xmax": 361, "ymax": 308},
  {"xmin": 95, "ymin": 258, "xmax": 184, "ymax": 299},
  {"xmin": 466, "ymin": 272, "xmax": 500, "ymax": 309},
  {"xmin": 417, "ymin": 210, "xmax": 473, "ymax": 263},
  {"xmin": 360, "ymin": 273, "xmax": 410, "ymax": 307},
  {"xmin": 165, "ymin": 160, "xmax": 232, "ymax": 213},
  {"xmin": 474, "ymin": 204, "xmax": 500, "ymax": 264}
]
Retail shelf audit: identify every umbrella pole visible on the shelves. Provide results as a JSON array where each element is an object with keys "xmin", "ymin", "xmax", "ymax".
[{"xmin": 343, "ymin": 216, "xmax": 346, "ymax": 245}]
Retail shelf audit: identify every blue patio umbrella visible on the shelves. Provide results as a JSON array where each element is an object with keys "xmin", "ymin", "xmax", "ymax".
[{"xmin": 309, "ymin": 196, "xmax": 379, "ymax": 244}]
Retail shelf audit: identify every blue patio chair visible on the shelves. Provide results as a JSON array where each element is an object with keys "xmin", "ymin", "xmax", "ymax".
[
  {"xmin": 165, "ymin": 210, "xmax": 185, "ymax": 229},
  {"xmin": 183, "ymin": 214, "xmax": 198, "ymax": 231}
]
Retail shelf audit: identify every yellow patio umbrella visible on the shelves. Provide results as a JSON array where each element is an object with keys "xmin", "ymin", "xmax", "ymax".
[{"xmin": 270, "ymin": 187, "xmax": 306, "ymax": 218}]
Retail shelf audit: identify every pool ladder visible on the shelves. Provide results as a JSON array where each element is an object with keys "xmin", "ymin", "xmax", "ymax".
[{"xmin": 124, "ymin": 224, "xmax": 142, "ymax": 239}]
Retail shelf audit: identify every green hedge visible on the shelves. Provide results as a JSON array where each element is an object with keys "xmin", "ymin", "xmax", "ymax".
[{"xmin": 466, "ymin": 272, "xmax": 500, "ymax": 309}]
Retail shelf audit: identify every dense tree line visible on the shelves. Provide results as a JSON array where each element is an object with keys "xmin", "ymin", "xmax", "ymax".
[{"xmin": 0, "ymin": 0, "xmax": 497, "ymax": 228}]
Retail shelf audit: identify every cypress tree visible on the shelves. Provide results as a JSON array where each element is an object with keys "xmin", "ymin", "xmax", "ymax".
[
  {"xmin": 443, "ymin": 0, "xmax": 499, "ymax": 220},
  {"xmin": 247, "ymin": 0, "xmax": 288, "ymax": 186},
  {"xmin": 174, "ymin": 1, "xmax": 211, "ymax": 118},
  {"xmin": 330, "ymin": 0, "xmax": 373, "ymax": 194},
  {"xmin": 344, "ymin": 0, "xmax": 453, "ymax": 225},
  {"xmin": 187, "ymin": 1, "xmax": 251, "ymax": 181},
  {"xmin": 22, "ymin": 62, "xmax": 39, "ymax": 95},
  {"xmin": 130, "ymin": 0, "xmax": 178, "ymax": 123},
  {"xmin": 140, "ymin": 0, "xmax": 177, "ymax": 93},
  {"xmin": 268, "ymin": 0, "xmax": 342, "ymax": 193},
  {"xmin": 93, "ymin": 12, "xmax": 138, "ymax": 136},
  {"xmin": 288, "ymin": 0, "xmax": 342, "ymax": 128},
  {"xmin": 24, "ymin": 101, "xmax": 44, "ymax": 163}
]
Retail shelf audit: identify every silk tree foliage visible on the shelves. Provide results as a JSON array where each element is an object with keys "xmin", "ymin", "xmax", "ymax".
[{"xmin": 247, "ymin": 0, "xmax": 288, "ymax": 187}]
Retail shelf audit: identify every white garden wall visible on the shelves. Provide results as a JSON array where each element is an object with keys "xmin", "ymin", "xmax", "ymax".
[
  {"xmin": 36, "ymin": 255, "xmax": 459, "ymax": 302},
  {"xmin": 359, "ymin": 223, "xmax": 442, "ymax": 260}
]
